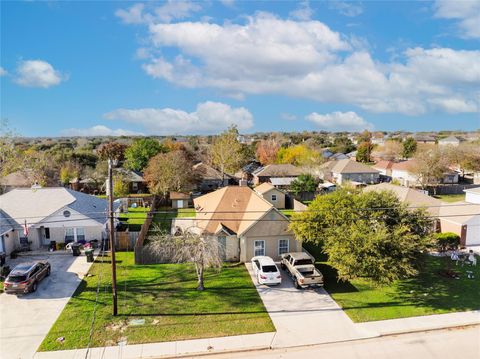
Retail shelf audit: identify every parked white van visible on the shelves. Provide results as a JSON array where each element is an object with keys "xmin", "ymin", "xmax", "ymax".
[{"xmin": 251, "ymin": 256, "xmax": 282, "ymax": 285}]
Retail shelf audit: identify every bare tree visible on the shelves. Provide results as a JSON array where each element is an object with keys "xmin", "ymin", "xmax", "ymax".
[
  {"xmin": 409, "ymin": 148, "xmax": 449, "ymax": 190},
  {"xmin": 147, "ymin": 228, "xmax": 224, "ymax": 291}
]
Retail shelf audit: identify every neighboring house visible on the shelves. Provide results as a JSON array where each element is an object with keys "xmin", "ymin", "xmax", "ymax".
[
  {"xmin": 193, "ymin": 162, "xmax": 233, "ymax": 192},
  {"xmin": 373, "ymin": 160, "xmax": 394, "ymax": 177},
  {"xmin": 115, "ymin": 168, "xmax": 148, "ymax": 194},
  {"xmin": 413, "ymin": 134, "xmax": 436, "ymax": 144},
  {"xmin": 438, "ymin": 136, "xmax": 465, "ymax": 147},
  {"xmin": 0, "ymin": 187, "xmax": 114, "ymax": 256},
  {"xmin": 320, "ymin": 148, "xmax": 334, "ymax": 159},
  {"xmin": 170, "ymin": 192, "xmax": 191, "ymax": 209},
  {"xmin": 319, "ymin": 159, "xmax": 380, "ymax": 185},
  {"xmin": 254, "ymin": 183, "xmax": 286, "ymax": 209},
  {"xmin": 364, "ymin": 183, "xmax": 480, "ymax": 246},
  {"xmin": 252, "ymin": 164, "xmax": 302, "ymax": 185},
  {"xmin": 0, "ymin": 170, "xmax": 42, "ymax": 193},
  {"xmin": 391, "ymin": 160, "xmax": 459, "ymax": 187},
  {"xmin": 190, "ymin": 186, "xmax": 300, "ymax": 262},
  {"xmin": 346, "ymin": 151, "xmax": 357, "ymax": 160},
  {"xmin": 464, "ymin": 187, "xmax": 480, "ymax": 204},
  {"xmin": 270, "ymin": 177, "xmax": 297, "ymax": 190},
  {"xmin": 438, "ymin": 203, "xmax": 480, "ymax": 247},
  {"xmin": 69, "ymin": 177, "xmax": 99, "ymax": 194},
  {"xmin": 234, "ymin": 161, "xmax": 262, "ymax": 184}
]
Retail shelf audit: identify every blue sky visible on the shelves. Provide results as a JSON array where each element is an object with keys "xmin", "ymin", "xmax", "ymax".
[{"xmin": 1, "ymin": 0, "xmax": 479, "ymax": 137}]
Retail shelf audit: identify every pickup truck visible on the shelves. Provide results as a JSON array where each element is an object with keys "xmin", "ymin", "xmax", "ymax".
[{"xmin": 280, "ymin": 252, "xmax": 323, "ymax": 289}]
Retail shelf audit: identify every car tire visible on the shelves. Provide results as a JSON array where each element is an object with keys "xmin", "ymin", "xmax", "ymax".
[
  {"xmin": 294, "ymin": 279, "xmax": 301, "ymax": 290},
  {"xmin": 46, "ymin": 268, "xmax": 51, "ymax": 277},
  {"xmin": 31, "ymin": 282, "xmax": 37, "ymax": 293}
]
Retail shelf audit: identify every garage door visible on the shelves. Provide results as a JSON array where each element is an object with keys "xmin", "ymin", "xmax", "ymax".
[{"xmin": 466, "ymin": 222, "xmax": 480, "ymax": 246}]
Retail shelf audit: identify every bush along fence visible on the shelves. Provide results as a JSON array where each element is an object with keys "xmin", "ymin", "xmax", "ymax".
[{"xmin": 134, "ymin": 195, "xmax": 160, "ymax": 264}]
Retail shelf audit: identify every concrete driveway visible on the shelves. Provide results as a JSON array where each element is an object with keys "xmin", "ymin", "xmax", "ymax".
[
  {"xmin": 246, "ymin": 263, "xmax": 377, "ymax": 348},
  {"xmin": 0, "ymin": 253, "xmax": 95, "ymax": 359}
]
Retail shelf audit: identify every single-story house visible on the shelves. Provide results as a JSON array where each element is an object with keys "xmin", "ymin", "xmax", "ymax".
[
  {"xmin": 170, "ymin": 192, "xmax": 191, "ymax": 209},
  {"xmin": 319, "ymin": 159, "xmax": 380, "ymax": 185},
  {"xmin": 111, "ymin": 168, "xmax": 148, "ymax": 194},
  {"xmin": 193, "ymin": 162, "xmax": 232, "ymax": 192},
  {"xmin": 438, "ymin": 136, "xmax": 465, "ymax": 147},
  {"xmin": 234, "ymin": 161, "xmax": 262, "ymax": 184},
  {"xmin": 464, "ymin": 187, "xmax": 480, "ymax": 204},
  {"xmin": 0, "ymin": 170, "xmax": 33, "ymax": 193},
  {"xmin": 391, "ymin": 160, "xmax": 459, "ymax": 187},
  {"xmin": 191, "ymin": 186, "xmax": 300, "ymax": 262},
  {"xmin": 330, "ymin": 153, "xmax": 349, "ymax": 161},
  {"xmin": 254, "ymin": 183, "xmax": 286, "ymax": 209},
  {"xmin": 253, "ymin": 164, "xmax": 302, "ymax": 185},
  {"xmin": 364, "ymin": 183, "xmax": 480, "ymax": 246},
  {"xmin": 69, "ymin": 177, "xmax": 99, "ymax": 194},
  {"xmin": 373, "ymin": 160, "xmax": 394, "ymax": 177},
  {"xmin": 0, "ymin": 187, "xmax": 115, "ymax": 255},
  {"xmin": 413, "ymin": 134, "xmax": 436, "ymax": 144},
  {"xmin": 320, "ymin": 149, "xmax": 334, "ymax": 159}
]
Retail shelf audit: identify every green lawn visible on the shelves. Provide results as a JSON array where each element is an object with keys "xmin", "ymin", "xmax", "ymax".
[
  {"xmin": 39, "ymin": 252, "xmax": 273, "ymax": 351},
  {"xmin": 280, "ymin": 209, "xmax": 295, "ymax": 218},
  {"xmin": 121, "ymin": 206, "xmax": 150, "ymax": 225},
  {"xmin": 304, "ymin": 243, "xmax": 480, "ymax": 322},
  {"xmin": 433, "ymin": 194, "xmax": 466, "ymax": 203}
]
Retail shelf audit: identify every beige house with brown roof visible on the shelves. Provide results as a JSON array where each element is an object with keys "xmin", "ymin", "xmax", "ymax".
[
  {"xmin": 254, "ymin": 183, "xmax": 286, "ymax": 209},
  {"xmin": 252, "ymin": 164, "xmax": 302, "ymax": 185},
  {"xmin": 192, "ymin": 186, "xmax": 300, "ymax": 262}
]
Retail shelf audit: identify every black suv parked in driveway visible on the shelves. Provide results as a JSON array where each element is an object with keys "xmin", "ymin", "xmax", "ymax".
[{"xmin": 3, "ymin": 261, "xmax": 51, "ymax": 294}]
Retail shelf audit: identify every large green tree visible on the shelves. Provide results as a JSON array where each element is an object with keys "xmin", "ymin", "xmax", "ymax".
[
  {"xmin": 124, "ymin": 138, "xmax": 165, "ymax": 172},
  {"xmin": 402, "ymin": 137, "xmax": 417, "ymax": 159},
  {"xmin": 290, "ymin": 174, "xmax": 317, "ymax": 195},
  {"xmin": 290, "ymin": 189, "xmax": 433, "ymax": 284}
]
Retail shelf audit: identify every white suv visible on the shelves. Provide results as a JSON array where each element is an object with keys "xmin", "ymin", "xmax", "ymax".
[{"xmin": 251, "ymin": 256, "xmax": 282, "ymax": 285}]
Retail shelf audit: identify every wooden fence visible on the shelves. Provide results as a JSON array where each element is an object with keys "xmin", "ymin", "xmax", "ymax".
[{"xmin": 134, "ymin": 195, "xmax": 159, "ymax": 264}]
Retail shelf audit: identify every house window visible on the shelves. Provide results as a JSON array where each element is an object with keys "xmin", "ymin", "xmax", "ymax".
[
  {"xmin": 132, "ymin": 182, "xmax": 138, "ymax": 191},
  {"xmin": 278, "ymin": 239, "xmax": 289, "ymax": 255},
  {"xmin": 254, "ymin": 240, "xmax": 265, "ymax": 256},
  {"xmin": 76, "ymin": 228, "xmax": 85, "ymax": 241},
  {"xmin": 45, "ymin": 228, "xmax": 50, "ymax": 239},
  {"xmin": 65, "ymin": 228, "xmax": 75, "ymax": 243},
  {"xmin": 271, "ymin": 194, "xmax": 277, "ymax": 201}
]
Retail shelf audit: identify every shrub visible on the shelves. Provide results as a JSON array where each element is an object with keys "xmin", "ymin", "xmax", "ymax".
[{"xmin": 434, "ymin": 232, "xmax": 460, "ymax": 252}]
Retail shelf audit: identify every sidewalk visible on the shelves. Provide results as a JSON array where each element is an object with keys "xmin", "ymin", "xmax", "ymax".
[
  {"xmin": 357, "ymin": 310, "xmax": 480, "ymax": 335},
  {"xmin": 33, "ymin": 332, "xmax": 275, "ymax": 359}
]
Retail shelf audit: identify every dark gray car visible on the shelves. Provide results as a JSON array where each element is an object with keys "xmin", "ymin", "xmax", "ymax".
[{"xmin": 4, "ymin": 261, "xmax": 51, "ymax": 294}]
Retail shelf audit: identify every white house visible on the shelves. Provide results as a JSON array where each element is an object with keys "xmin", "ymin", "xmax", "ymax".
[
  {"xmin": 464, "ymin": 187, "xmax": 480, "ymax": 204},
  {"xmin": 391, "ymin": 160, "xmax": 459, "ymax": 187},
  {"xmin": 438, "ymin": 136, "xmax": 465, "ymax": 147},
  {"xmin": 0, "ymin": 187, "xmax": 114, "ymax": 255}
]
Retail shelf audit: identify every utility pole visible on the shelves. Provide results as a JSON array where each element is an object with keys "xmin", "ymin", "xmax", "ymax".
[{"xmin": 108, "ymin": 158, "xmax": 118, "ymax": 316}]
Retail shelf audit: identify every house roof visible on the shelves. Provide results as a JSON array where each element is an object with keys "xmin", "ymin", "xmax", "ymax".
[
  {"xmin": 193, "ymin": 186, "xmax": 285, "ymax": 236},
  {"xmin": 254, "ymin": 183, "xmax": 276, "ymax": 195},
  {"xmin": 363, "ymin": 183, "xmax": 442, "ymax": 215},
  {"xmin": 193, "ymin": 162, "xmax": 232, "ymax": 180},
  {"xmin": 373, "ymin": 160, "xmax": 394, "ymax": 170},
  {"xmin": 170, "ymin": 191, "xmax": 190, "ymax": 200},
  {"xmin": 330, "ymin": 153, "xmax": 348, "ymax": 160},
  {"xmin": 391, "ymin": 160, "xmax": 417, "ymax": 171},
  {"xmin": 438, "ymin": 202, "xmax": 480, "ymax": 224},
  {"xmin": 0, "ymin": 209, "xmax": 16, "ymax": 236},
  {"xmin": 115, "ymin": 168, "xmax": 145, "ymax": 182},
  {"xmin": 439, "ymin": 136, "xmax": 464, "ymax": 143},
  {"xmin": 0, "ymin": 170, "xmax": 33, "ymax": 187},
  {"xmin": 330, "ymin": 159, "xmax": 380, "ymax": 174},
  {"xmin": 254, "ymin": 164, "xmax": 302, "ymax": 177},
  {"xmin": 0, "ymin": 187, "xmax": 111, "ymax": 227},
  {"xmin": 464, "ymin": 187, "xmax": 480, "ymax": 195}
]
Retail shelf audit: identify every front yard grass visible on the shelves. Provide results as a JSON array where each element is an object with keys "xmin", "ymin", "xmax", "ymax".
[
  {"xmin": 39, "ymin": 252, "xmax": 273, "ymax": 351},
  {"xmin": 304, "ymin": 243, "xmax": 480, "ymax": 322},
  {"xmin": 433, "ymin": 194, "xmax": 466, "ymax": 203}
]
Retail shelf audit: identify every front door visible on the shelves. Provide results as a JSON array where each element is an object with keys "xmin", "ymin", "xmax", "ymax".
[{"xmin": 254, "ymin": 240, "xmax": 265, "ymax": 257}]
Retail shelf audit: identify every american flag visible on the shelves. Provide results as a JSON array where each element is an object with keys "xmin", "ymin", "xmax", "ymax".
[{"xmin": 23, "ymin": 220, "xmax": 29, "ymax": 236}]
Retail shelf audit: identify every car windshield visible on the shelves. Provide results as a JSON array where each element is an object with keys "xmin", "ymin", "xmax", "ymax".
[
  {"xmin": 262, "ymin": 265, "xmax": 278, "ymax": 273},
  {"xmin": 295, "ymin": 259, "xmax": 313, "ymax": 266},
  {"xmin": 7, "ymin": 275, "xmax": 27, "ymax": 283}
]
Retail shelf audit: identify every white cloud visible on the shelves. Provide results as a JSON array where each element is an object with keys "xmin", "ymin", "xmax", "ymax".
[
  {"xmin": 220, "ymin": 0, "xmax": 236, "ymax": 8},
  {"xmin": 61, "ymin": 125, "xmax": 144, "ymax": 137},
  {"xmin": 115, "ymin": 1, "xmax": 201, "ymax": 24},
  {"xmin": 103, "ymin": 101, "xmax": 254, "ymax": 135},
  {"xmin": 428, "ymin": 97, "xmax": 478, "ymax": 113},
  {"xmin": 127, "ymin": 12, "xmax": 478, "ymax": 116},
  {"xmin": 0, "ymin": 67, "xmax": 7, "ymax": 76},
  {"xmin": 434, "ymin": 0, "xmax": 480, "ymax": 39},
  {"xmin": 289, "ymin": 1, "xmax": 314, "ymax": 21},
  {"xmin": 15, "ymin": 60, "xmax": 66, "ymax": 88},
  {"xmin": 329, "ymin": 1, "xmax": 363, "ymax": 17},
  {"xmin": 306, "ymin": 111, "xmax": 374, "ymax": 131}
]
